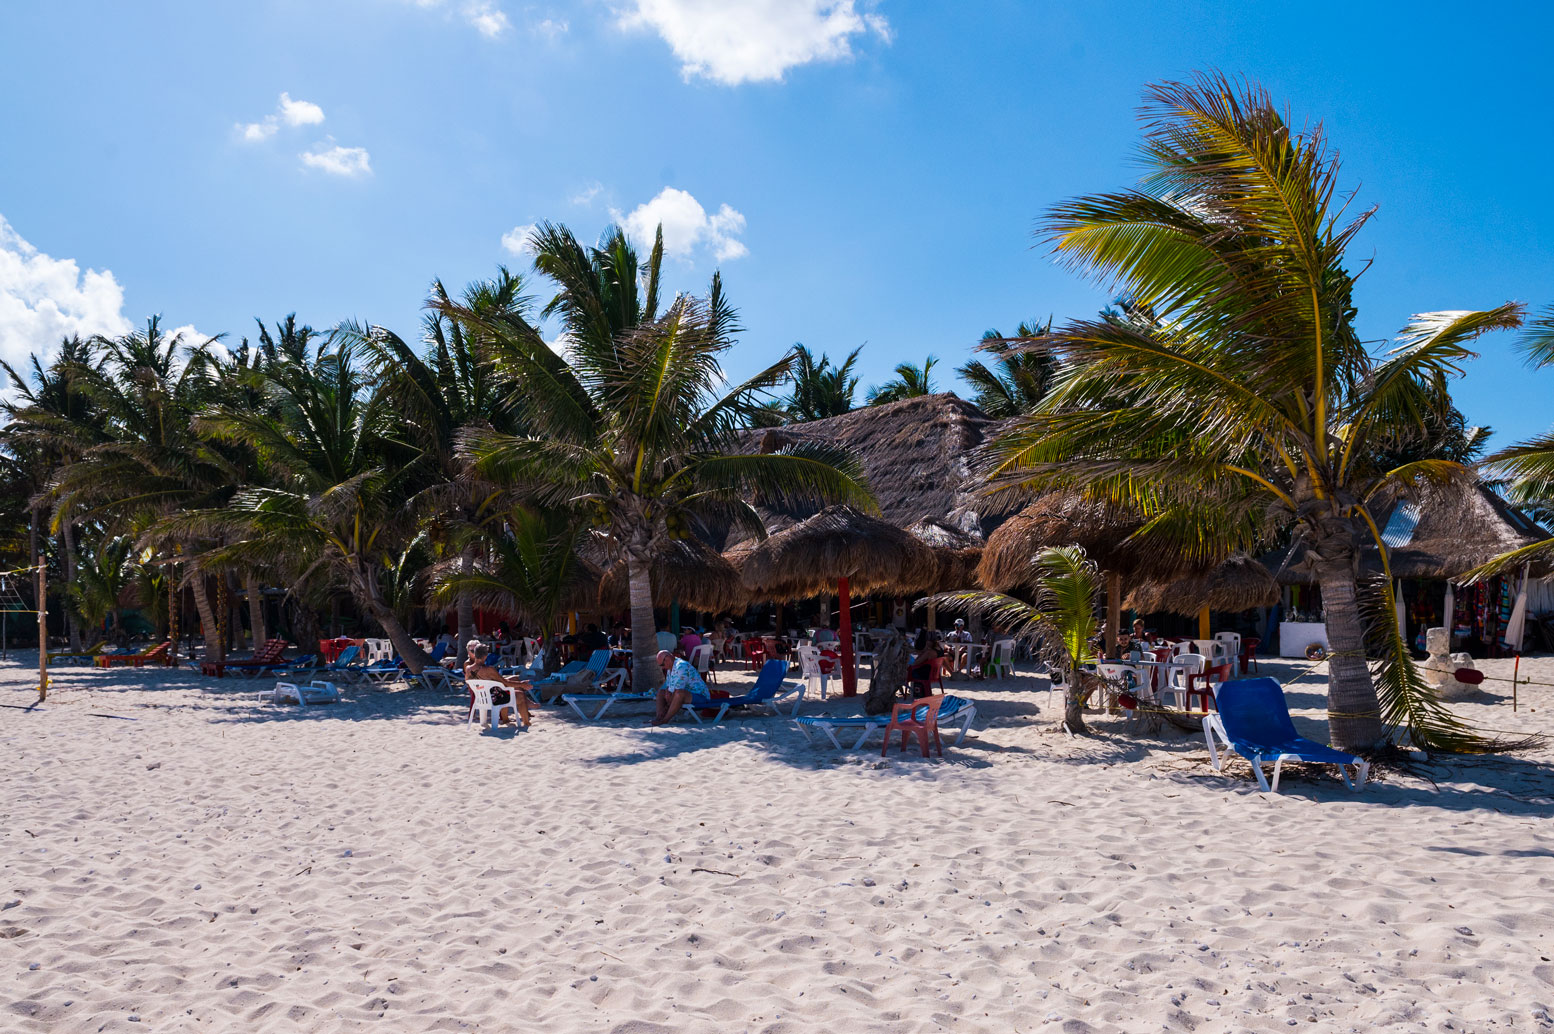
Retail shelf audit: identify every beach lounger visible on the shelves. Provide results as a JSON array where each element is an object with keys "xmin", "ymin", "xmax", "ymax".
[
  {"xmin": 205, "ymin": 638, "xmax": 291, "ymax": 678},
  {"xmin": 267, "ymin": 680, "xmax": 342, "ymax": 707},
  {"xmin": 95, "ymin": 641, "xmax": 171, "ymax": 668},
  {"xmin": 794, "ymin": 694, "xmax": 977, "ymax": 750},
  {"xmin": 1202, "ymin": 677, "xmax": 1370, "ymax": 793},
  {"xmin": 676, "ymin": 659, "xmax": 803, "ymax": 724},
  {"xmin": 316, "ymin": 644, "xmax": 367, "ymax": 683},
  {"xmin": 49, "ymin": 640, "xmax": 107, "ymax": 664}
]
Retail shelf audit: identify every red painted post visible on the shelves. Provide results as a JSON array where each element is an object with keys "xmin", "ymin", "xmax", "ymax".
[{"xmin": 838, "ymin": 576, "xmax": 856, "ymax": 696}]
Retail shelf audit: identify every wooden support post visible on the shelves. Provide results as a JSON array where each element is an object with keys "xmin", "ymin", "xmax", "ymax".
[
  {"xmin": 1198, "ymin": 604, "xmax": 1211, "ymax": 640},
  {"xmin": 1105, "ymin": 571, "xmax": 1121, "ymax": 657},
  {"xmin": 37, "ymin": 559, "xmax": 47, "ymax": 701},
  {"xmin": 838, "ymin": 576, "xmax": 856, "ymax": 697}
]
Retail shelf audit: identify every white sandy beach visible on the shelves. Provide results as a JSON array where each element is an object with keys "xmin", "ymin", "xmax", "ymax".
[{"xmin": 5, "ymin": 655, "xmax": 1554, "ymax": 1034}]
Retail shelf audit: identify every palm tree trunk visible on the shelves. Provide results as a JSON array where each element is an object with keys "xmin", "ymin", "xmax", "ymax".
[
  {"xmin": 1316, "ymin": 561, "xmax": 1385, "ymax": 751},
  {"xmin": 347, "ymin": 565, "xmax": 432, "ymax": 674},
  {"xmin": 61, "ymin": 517, "xmax": 82, "ymax": 652},
  {"xmin": 190, "ymin": 574, "xmax": 223, "ymax": 661},
  {"xmin": 627, "ymin": 552, "xmax": 660, "ymax": 692},
  {"xmin": 1104, "ymin": 570, "xmax": 1121, "ymax": 656},
  {"xmin": 456, "ymin": 548, "xmax": 476, "ymax": 665},
  {"xmin": 245, "ymin": 573, "xmax": 267, "ymax": 647},
  {"xmin": 1064, "ymin": 668, "xmax": 1090, "ymax": 734}
]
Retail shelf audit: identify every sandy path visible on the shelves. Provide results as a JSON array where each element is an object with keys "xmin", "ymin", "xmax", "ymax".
[{"xmin": 4, "ymin": 655, "xmax": 1554, "ymax": 1033}]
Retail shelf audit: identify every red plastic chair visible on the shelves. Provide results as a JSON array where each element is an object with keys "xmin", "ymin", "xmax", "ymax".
[
  {"xmin": 882, "ymin": 694, "xmax": 947, "ymax": 758},
  {"xmin": 1241, "ymin": 637, "xmax": 1261, "ymax": 673},
  {"xmin": 1184, "ymin": 662, "xmax": 1231, "ymax": 713}
]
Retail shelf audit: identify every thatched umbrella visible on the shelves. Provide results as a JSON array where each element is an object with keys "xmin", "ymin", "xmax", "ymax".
[
  {"xmin": 978, "ymin": 492, "xmax": 1187, "ymax": 651},
  {"xmin": 1124, "ymin": 554, "xmax": 1278, "ymax": 617},
  {"xmin": 598, "ymin": 538, "xmax": 745, "ymax": 615},
  {"xmin": 737, "ymin": 505, "xmax": 938, "ymax": 695}
]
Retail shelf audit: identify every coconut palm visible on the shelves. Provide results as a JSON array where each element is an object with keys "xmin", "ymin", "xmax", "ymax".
[
  {"xmin": 429, "ymin": 506, "xmax": 591, "ymax": 669},
  {"xmin": 438, "ymin": 225, "xmax": 873, "ymax": 689},
  {"xmin": 927, "ymin": 545, "xmax": 1102, "ymax": 732},
  {"xmin": 988, "ymin": 73, "xmax": 1523, "ymax": 752},
  {"xmin": 958, "ymin": 322, "xmax": 1058, "ymax": 417},
  {"xmin": 170, "ymin": 336, "xmax": 436, "ymax": 672},
  {"xmin": 344, "ymin": 270, "xmax": 530, "ymax": 663},
  {"xmin": 785, "ymin": 344, "xmax": 862, "ymax": 420},
  {"xmin": 1467, "ymin": 306, "xmax": 1554, "ymax": 575},
  {"xmin": 69, "ymin": 535, "xmax": 134, "ymax": 642},
  {"xmin": 866, "ymin": 355, "xmax": 937, "ymax": 405}
]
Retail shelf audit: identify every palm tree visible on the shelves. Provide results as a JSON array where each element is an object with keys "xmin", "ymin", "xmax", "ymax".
[
  {"xmin": 928, "ymin": 546, "xmax": 1102, "ymax": 732},
  {"xmin": 346, "ymin": 270, "xmax": 530, "ymax": 664},
  {"xmin": 958, "ymin": 322, "xmax": 1058, "ymax": 417},
  {"xmin": 69, "ymin": 535, "xmax": 134, "ymax": 643},
  {"xmin": 174, "ymin": 336, "xmax": 436, "ymax": 672},
  {"xmin": 438, "ymin": 223, "xmax": 873, "ymax": 689},
  {"xmin": 987, "ymin": 73, "xmax": 1522, "ymax": 752},
  {"xmin": 785, "ymin": 344, "xmax": 862, "ymax": 420},
  {"xmin": 430, "ymin": 506, "xmax": 591, "ymax": 668},
  {"xmin": 866, "ymin": 355, "xmax": 937, "ymax": 405},
  {"xmin": 1467, "ymin": 306, "xmax": 1554, "ymax": 575}
]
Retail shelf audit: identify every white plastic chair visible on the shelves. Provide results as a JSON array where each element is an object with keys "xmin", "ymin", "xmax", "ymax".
[
  {"xmin": 689, "ymin": 642, "xmax": 717, "ymax": 684},
  {"xmin": 466, "ymin": 678, "xmax": 515, "ymax": 731},
  {"xmin": 1163, "ymin": 653, "xmax": 1207, "ymax": 708},
  {"xmin": 988, "ymin": 639, "xmax": 1016, "ymax": 679},
  {"xmin": 796, "ymin": 645, "xmax": 829, "ymax": 700},
  {"xmin": 1214, "ymin": 632, "xmax": 1243, "ymax": 675},
  {"xmin": 853, "ymin": 633, "xmax": 875, "ymax": 675}
]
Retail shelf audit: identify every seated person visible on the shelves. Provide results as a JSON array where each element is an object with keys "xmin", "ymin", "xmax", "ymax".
[
  {"xmin": 1131, "ymin": 618, "xmax": 1151, "ymax": 646},
  {"xmin": 579, "ymin": 622, "xmax": 610, "ymax": 652},
  {"xmin": 463, "ymin": 640, "xmax": 535, "ymax": 727},
  {"xmin": 679, "ymin": 628, "xmax": 703, "ymax": 657},
  {"xmin": 651, "ymin": 649, "xmax": 709, "ymax": 725},
  {"xmin": 945, "ymin": 618, "xmax": 972, "ymax": 643},
  {"xmin": 907, "ymin": 630, "xmax": 947, "ymax": 699},
  {"xmin": 813, "ymin": 626, "xmax": 837, "ymax": 644}
]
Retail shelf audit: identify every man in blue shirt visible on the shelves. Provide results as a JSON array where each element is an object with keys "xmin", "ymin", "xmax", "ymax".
[{"xmin": 651, "ymin": 649, "xmax": 708, "ymax": 725}]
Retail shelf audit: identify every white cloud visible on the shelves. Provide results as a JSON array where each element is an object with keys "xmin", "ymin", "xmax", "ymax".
[
  {"xmin": 300, "ymin": 143, "xmax": 373, "ymax": 178},
  {"xmin": 501, "ymin": 223, "xmax": 539, "ymax": 255},
  {"xmin": 464, "ymin": 1, "xmax": 510, "ymax": 37},
  {"xmin": 618, "ymin": 0, "xmax": 889, "ymax": 85},
  {"xmin": 0, "ymin": 215, "xmax": 131, "ymax": 375},
  {"xmin": 278, "ymin": 92, "xmax": 325, "ymax": 127},
  {"xmin": 569, "ymin": 182, "xmax": 603, "ymax": 207},
  {"xmin": 406, "ymin": 0, "xmax": 511, "ymax": 37},
  {"xmin": 536, "ymin": 16, "xmax": 568, "ymax": 39},
  {"xmin": 238, "ymin": 92, "xmax": 326, "ymax": 142},
  {"xmin": 615, "ymin": 187, "xmax": 747, "ymax": 262}
]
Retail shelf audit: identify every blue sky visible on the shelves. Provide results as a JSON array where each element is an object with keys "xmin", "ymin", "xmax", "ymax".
[{"xmin": 1, "ymin": 1, "xmax": 1550, "ymax": 447}]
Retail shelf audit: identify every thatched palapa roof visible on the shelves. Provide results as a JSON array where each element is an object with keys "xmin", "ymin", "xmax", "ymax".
[
  {"xmin": 1124, "ymin": 555, "xmax": 1279, "ymax": 616},
  {"xmin": 1268, "ymin": 483, "xmax": 1551, "ymax": 583},
  {"xmin": 748, "ymin": 393, "xmax": 1011, "ymax": 545},
  {"xmin": 976, "ymin": 491, "xmax": 1191, "ymax": 590},
  {"xmin": 736, "ymin": 505, "xmax": 940, "ymax": 602},
  {"xmin": 598, "ymin": 538, "xmax": 746, "ymax": 614}
]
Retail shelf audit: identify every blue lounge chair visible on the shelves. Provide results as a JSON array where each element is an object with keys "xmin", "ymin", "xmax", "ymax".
[
  {"xmin": 673, "ymin": 659, "xmax": 804, "ymax": 724},
  {"xmin": 551, "ymin": 650, "xmax": 633, "ymax": 716},
  {"xmin": 795, "ymin": 694, "xmax": 976, "ymax": 749},
  {"xmin": 1203, "ymin": 678, "xmax": 1370, "ymax": 793},
  {"xmin": 319, "ymin": 644, "xmax": 367, "ymax": 683}
]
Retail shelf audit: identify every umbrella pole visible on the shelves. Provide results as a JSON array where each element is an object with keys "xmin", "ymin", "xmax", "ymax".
[
  {"xmin": 1197, "ymin": 605, "xmax": 1210, "ymax": 640},
  {"xmin": 839, "ymin": 576, "xmax": 856, "ymax": 697}
]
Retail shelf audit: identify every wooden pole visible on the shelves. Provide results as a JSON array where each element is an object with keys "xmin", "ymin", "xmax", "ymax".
[
  {"xmin": 1198, "ymin": 604, "xmax": 1211, "ymax": 640},
  {"xmin": 1105, "ymin": 571, "xmax": 1121, "ymax": 656},
  {"xmin": 838, "ymin": 576, "xmax": 856, "ymax": 697},
  {"xmin": 37, "ymin": 558, "xmax": 47, "ymax": 701}
]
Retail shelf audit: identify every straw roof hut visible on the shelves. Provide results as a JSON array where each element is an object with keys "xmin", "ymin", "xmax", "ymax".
[
  {"xmin": 736, "ymin": 505, "xmax": 939, "ymax": 601},
  {"xmin": 747, "ymin": 393, "xmax": 1012, "ymax": 544},
  {"xmin": 597, "ymin": 538, "xmax": 746, "ymax": 614},
  {"xmin": 976, "ymin": 492, "xmax": 1188, "ymax": 590},
  {"xmin": 1268, "ymin": 483, "xmax": 1552, "ymax": 583},
  {"xmin": 1124, "ymin": 555, "xmax": 1279, "ymax": 616}
]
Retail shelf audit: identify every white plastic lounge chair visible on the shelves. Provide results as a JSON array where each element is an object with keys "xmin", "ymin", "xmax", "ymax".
[
  {"xmin": 466, "ymin": 678, "xmax": 518, "ymax": 731},
  {"xmin": 1203, "ymin": 677, "xmax": 1369, "ymax": 793},
  {"xmin": 267, "ymin": 680, "xmax": 342, "ymax": 707},
  {"xmin": 794, "ymin": 694, "xmax": 976, "ymax": 749}
]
